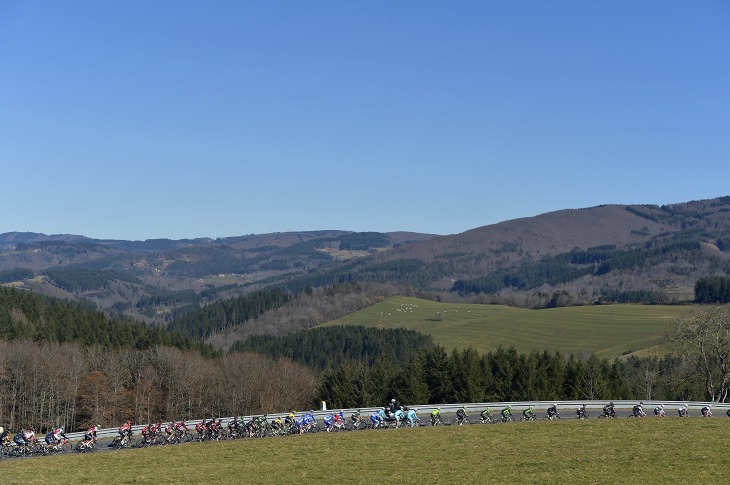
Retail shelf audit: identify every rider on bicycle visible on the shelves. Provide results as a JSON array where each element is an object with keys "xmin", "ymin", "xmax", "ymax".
[
  {"xmin": 84, "ymin": 424, "xmax": 99, "ymax": 444},
  {"xmin": 431, "ymin": 407, "xmax": 442, "ymax": 425},
  {"xmin": 677, "ymin": 403, "xmax": 689, "ymax": 417},
  {"xmin": 632, "ymin": 402, "xmax": 646, "ymax": 417},
  {"xmin": 547, "ymin": 404, "xmax": 559, "ymax": 419},
  {"xmin": 523, "ymin": 405, "xmax": 535, "ymax": 420},
  {"xmin": 501, "ymin": 405, "xmax": 513, "ymax": 421},
  {"xmin": 481, "ymin": 406, "xmax": 493, "ymax": 423},
  {"xmin": 45, "ymin": 427, "xmax": 66, "ymax": 446},
  {"xmin": 603, "ymin": 402, "xmax": 616, "ymax": 418},
  {"xmin": 654, "ymin": 404, "xmax": 665, "ymax": 417},
  {"xmin": 701, "ymin": 404, "xmax": 713, "ymax": 417},
  {"xmin": 406, "ymin": 408, "xmax": 419, "ymax": 427},
  {"xmin": 456, "ymin": 406, "xmax": 468, "ymax": 424}
]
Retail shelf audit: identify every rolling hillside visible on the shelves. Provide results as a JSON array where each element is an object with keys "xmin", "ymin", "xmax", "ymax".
[
  {"xmin": 2, "ymin": 196, "xmax": 730, "ymax": 327},
  {"xmin": 323, "ymin": 296, "xmax": 688, "ymax": 358}
]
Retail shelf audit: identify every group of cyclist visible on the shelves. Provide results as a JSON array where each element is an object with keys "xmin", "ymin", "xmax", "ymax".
[
  {"xmin": 365, "ymin": 399, "xmax": 420, "ymax": 429},
  {"xmin": 429, "ymin": 401, "xmax": 726, "ymax": 424},
  {"xmin": 3, "ymin": 400, "xmax": 727, "ymax": 456}
]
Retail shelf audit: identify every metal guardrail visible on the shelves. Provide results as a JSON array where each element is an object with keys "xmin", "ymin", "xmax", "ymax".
[{"xmin": 61, "ymin": 400, "xmax": 729, "ymax": 441}]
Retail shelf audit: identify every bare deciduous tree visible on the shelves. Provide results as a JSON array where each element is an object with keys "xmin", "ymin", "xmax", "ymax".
[{"xmin": 667, "ymin": 305, "xmax": 730, "ymax": 402}]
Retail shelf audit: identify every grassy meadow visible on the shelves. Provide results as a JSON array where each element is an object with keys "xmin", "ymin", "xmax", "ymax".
[
  {"xmin": 3, "ymin": 419, "xmax": 728, "ymax": 484},
  {"xmin": 323, "ymin": 296, "xmax": 689, "ymax": 358}
]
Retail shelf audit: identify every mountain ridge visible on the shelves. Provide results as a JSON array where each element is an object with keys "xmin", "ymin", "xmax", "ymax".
[{"xmin": 2, "ymin": 196, "xmax": 730, "ymax": 324}]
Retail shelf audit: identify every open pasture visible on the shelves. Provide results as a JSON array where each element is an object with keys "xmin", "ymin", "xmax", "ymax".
[
  {"xmin": 2, "ymin": 418, "xmax": 727, "ymax": 484},
  {"xmin": 323, "ymin": 296, "xmax": 688, "ymax": 357}
]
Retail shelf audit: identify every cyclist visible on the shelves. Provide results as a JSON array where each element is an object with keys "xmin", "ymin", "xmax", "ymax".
[
  {"xmin": 481, "ymin": 406, "xmax": 493, "ymax": 423},
  {"xmin": 228, "ymin": 417, "xmax": 242, "ymax": 436},
  {"xmin": 393, "ymin": 407, "xmax": 405, "ymax": 427},
  {"xmin": 456, "ymin": 406, "xmax": 468, "ymax": 424},
  {"xmin": 523, "ymin": 405, "xmax": 536, "ymax": 421},
  {"xmin": 603, "ymin": 402, "xmax": 616, "ymax": 418},
  {"xmin": 83, "ymin": 424, "xmax": 99, "ymax": 445},
  {"xmin": 654, "ymin": 404, "xmax": 665, "ymax": 417},
  {"xmin": 632, "ymin": 402, "xmax": 646, "ymax": 417},
  {"xmin": 369, "ymin": 411, "xmax": 383, "ymax": 429},
  {"xmin": 285, "ymin": 411, "xmax": 296, "ymax": 429},
  {"xmin": 431, "ymin": 407, "xmax": 442, "ymax": 426},
  {"xmin": 302, "ymin": 411, "xmax": 317, "ymax": 432},
  {"xmin": 501, "ymin": 405, "xmax": 513, "ymax": 422},
  {"xmin": 547, "ymin": 404, "xmax": 559, "ymax": 420},
  {"xmin": 0, "ymin": 425, "xmax": 8, "ymax": 442},
  {"xmin": 14, "ymin": 428, "xmax": 35, "ymax": 449},
  {"xmin": 173, "ymin": 419, "xmax": 188, "ymax": 433},
  {"xmin": 323, "ymin": 413, "xmax": 336, "ymax": 432},
  {"xmin": 350, "ymin": 410, "xmax": 362, "ymax": 427},
  {"xmin": 677, "ymin": 403, "xmax": 689, "ymax": 417},
  {"xmin": 576, "ymin": 404, "xmax": 588, "ymax": 419},
  {"xmin": 14, "ymin": 429, "xmax": 33, "ymax": 449},
  {"xmin": 195, "ymin": 421, "xmax": 206, "ymax": 438},
  {"xmin": 119, "ymin": 420, "xmax": 133, "ymax": 439},
  {"xmin": 45, "ymin": 427, "xmax": 66, "ymax": 447},
  {"xmin": 271, "ymin": 416, "xmax": 284, "ymax": 434},
  {"xmin": 701, "ymin": 404, "xmax": 713, "ymax": 417},
  {"xmin": 333, "ymin": 411, "xmax": 345, "ymax": 430},
  {"xmin": 406, "ymin": 408, "xmax": 419, "ymax": 427}
]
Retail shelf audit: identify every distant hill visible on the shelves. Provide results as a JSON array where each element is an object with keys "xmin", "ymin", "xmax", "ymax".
[{"xmin": 3, "ymin": 196, "xmax": 730, "ymax": 325}]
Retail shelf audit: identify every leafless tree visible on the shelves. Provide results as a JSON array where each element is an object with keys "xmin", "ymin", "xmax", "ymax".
[{"xmin": 667, "ymin": 305, "xmax": 730, "ymax": 402}]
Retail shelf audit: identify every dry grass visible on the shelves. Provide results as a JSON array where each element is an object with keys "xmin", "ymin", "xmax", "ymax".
[
  {"xmin": 3, "ymin": 418, "xmax": 728, "ymax": 484},
  {"xmin": 323, "ymin": 296, "xmax": 688, "ymax": 358}
]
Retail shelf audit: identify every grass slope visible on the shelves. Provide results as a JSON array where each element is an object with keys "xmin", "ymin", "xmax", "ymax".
[
  {"xmin": 322, "ymin": 296, "xmax": 688, "ymax": 358},
  {"xmin": 4, "ymin": 419, "xmax": 728, "ymax": 484}
]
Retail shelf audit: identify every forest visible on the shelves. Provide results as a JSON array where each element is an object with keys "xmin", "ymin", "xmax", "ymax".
[
  {"xmin": 229, "ymin": 325, "xmax": 433, "ymax": 370},
  {"xmin": 0, "ymin": 287, "xmax": 215, "ymax": 355},
  {"xmin": 315, "ymin": 346, "xmax": 705, "ymax": 409},
  {"xmin": 1, "ymin": 283, "xmax": 728, "ymax": 433},
  {"xmin": 0, "ymin": 340, "xmax": 318, "ymax": 433}
]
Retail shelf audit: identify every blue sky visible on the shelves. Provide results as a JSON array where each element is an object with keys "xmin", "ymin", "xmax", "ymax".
[{"xmin": 1, "ymin": 1, "xmax": 729, "ymax": 240}]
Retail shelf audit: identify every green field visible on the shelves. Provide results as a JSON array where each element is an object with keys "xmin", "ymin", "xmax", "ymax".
[
  {"xmin": 323, "ymin": 296, "xmax": 689, "ymax": 358},
  {"xmin": 3, "ymin": 419, "xmax": 728, "ymax": 484}
]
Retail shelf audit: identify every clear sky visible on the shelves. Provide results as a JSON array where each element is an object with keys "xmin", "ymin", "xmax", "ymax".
[{"xmin": 1, "ymin": 1, "xmax": 729, "ymax": 241}]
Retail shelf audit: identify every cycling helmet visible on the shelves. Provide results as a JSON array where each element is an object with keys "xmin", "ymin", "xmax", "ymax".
[
  {"xmin": 659, "ymin": 404, "xmax": 664, "ymax": 409},
  {"xmin": 58, "ymin": 427, "xmax": 64, "ymax": 433},
  {"xmin": 610, "ymin": 402, "xmax": 614, "ymax": 406}
]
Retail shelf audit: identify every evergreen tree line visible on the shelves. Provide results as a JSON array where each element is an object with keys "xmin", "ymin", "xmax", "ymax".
[
  {"xmin": 0, "ymin": 287, "xmax": 217, "ymax": 356},
  {"xmin": 315, "ymin": 346, "xmax": 707, "ymax": 409},
  {"xmin": 0, "ymin": 340, "xmax": 318, "ymax": 433},
  {"xmin": 694, "ymin": 276, "xmax": 730, "ymax": 303},
  {"xmin": 452, "ymin": 241, "xmax": 704, "ymax": 296},
  {"xmin": 0, "ymin": 268, "xmax": 35, "ymax": 284},
  {"xmin": 166, "ymin": 286, "xmax": 291, "ymax": 339},
  {"xmin": 45, "ymin": 267, "xmax": 142, "ymax": 292},
  {"xmin": 229, "ymin": 325, "xmax": 434, "ymax": 370}
]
